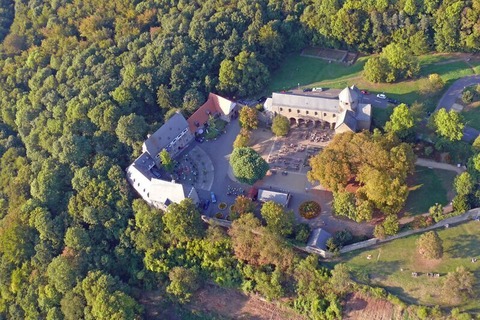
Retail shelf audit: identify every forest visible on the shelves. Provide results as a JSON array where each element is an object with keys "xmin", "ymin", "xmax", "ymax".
[{"xmin": 0, "ymin": 0, "xmax": 479, "ymax": 318}]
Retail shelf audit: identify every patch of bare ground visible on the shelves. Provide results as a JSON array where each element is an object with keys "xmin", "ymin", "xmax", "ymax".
[
  {"xmin": 189, "ymin": 284, "xmax": 305, "ymax": 320},
  {"xmin": 412, "ymin": 251, "xmax": 443, "ymax": 272},
  {"xmin": 343, "ymin": 292, "xmax": 403, "ymax": 320},
  {"xmin": 140, "ymin": 284, "xmax": 305, "ymax": 320}
]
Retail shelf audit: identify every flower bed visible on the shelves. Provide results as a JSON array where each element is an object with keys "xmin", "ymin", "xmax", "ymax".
[
  {"xmin": 299, "ymin": 201, "xmax": 321, "ymax": 219},
  {"xmin": 218, "ymin": 202, "xmax": 227, "ymax": 210}
]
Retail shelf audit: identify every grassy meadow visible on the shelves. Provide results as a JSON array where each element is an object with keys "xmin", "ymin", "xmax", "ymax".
[
  {"xmin": 404, "ymin": 167, "xmax": 457, "ymax": 215},
  {"xmin": 335, "ymin": 220, "xmax": 480, "ymax": 312},
  {"xmin": 269, "ymin": 53, "xmax": 480, "ymax": 113}
]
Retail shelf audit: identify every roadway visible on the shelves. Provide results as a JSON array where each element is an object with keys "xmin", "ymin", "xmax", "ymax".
[{"xmin": 434, "ymin": 75, "xmax": 480, "ymax": 142}]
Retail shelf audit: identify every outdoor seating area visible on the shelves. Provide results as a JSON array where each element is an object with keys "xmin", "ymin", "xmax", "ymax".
[{"xmin": 169, "ymin": 147, "xmax": 214, "ymax": 190}]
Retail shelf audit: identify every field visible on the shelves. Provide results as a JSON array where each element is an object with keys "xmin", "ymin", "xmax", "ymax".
[
  {"xmin": 403, "ymin": 166, "xmax": 457, "ymax": 215},
  {"xmin": 269, "ymin": 52, "xmax": 480, "ymax": 112},
  {"xmin": 336, "ymin": 220, "xmax": 480, "ymax": 313},
  {"xmin": 462, "ymin": 103, "xmax": 480, "ymax": 130}
]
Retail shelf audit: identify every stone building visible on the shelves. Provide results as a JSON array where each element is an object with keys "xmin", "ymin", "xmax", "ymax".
[{"xmin": 264, "ymin": 86, "xmax": 371, "ymax": 133}]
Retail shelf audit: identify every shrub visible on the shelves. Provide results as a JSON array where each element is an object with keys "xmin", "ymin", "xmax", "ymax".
[
  {"xmin": 293, "ymin": 223, "xmax": 310, "ymax": 243},
  {"xmin": 299, "ymin": 201, "xmax": 321, "ymax": 219},
  {"xmin": 218, "ymin": 202, "xmax": 227, "ymax": 210},
  {"xmin": 424, "ymin": 146, "xmax": 433, "ymax": 157},
  {"xmin": 462, "ymin": 90, "xmax": 474, "ymax": 104}
]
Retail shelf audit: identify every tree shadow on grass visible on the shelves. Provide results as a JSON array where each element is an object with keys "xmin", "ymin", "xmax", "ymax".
[
  {"xmin": 352, "ymin": 260, "xmax": 402, "ymax": 283},
  {"xmin": 446, "ymin": 234, "xmax": 480, "ymax": 258},
  {"xmin": 383, "ymin": 285, "xmax": 420, "ymax": 305}
]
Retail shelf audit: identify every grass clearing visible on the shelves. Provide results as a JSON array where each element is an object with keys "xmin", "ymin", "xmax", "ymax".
[
  {"xmin": 336, "ymin": 220, "xmax": 480, "ymax": 312},
  {"xmin": 404, "ymin": 166, "xmax": 457, "ymax": 215},
  {"xmin": 371, "ymin": 105, "xmax": 393, "ymax": 129},
  {"xmin": 462, "ymin": 103, "xmax": 480, "ymax": 130},
  {"xmin": 269, "ymin": 53, "xmax": 478, "ymax": 113}
]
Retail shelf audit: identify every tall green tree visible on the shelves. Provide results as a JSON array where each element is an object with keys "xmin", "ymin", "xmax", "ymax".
[
  {"xmin": 271, "ymin": 115, "xmax": 290, "ymax": 137},
  {"xmin": 230, "ymin": 147, "xmax": 269, "ymax": 185},
  {"xmin": 260, "ymin": 201, "xmax": 294, "ymax": 237},
  {"xmin": 239, "ymin": 106, "xmax": 258, "ymax": 130},
  {"xmin": 416, "ymin": 231, "xmax": 443, "ymax": 259},
  {"xmin": 384, "ymin": 104, "xmax": 415, "ymax": 139},
  {"xmin": 433, "ymin": 109, "xmax": 464, "ymax": 141},
  {"xmin": 162, "ymin": 198, "xmax": 205, "ymax": 243},
  {"xmin": 159, "ymin": 149, "xmax": 174, "ymax": 173}
]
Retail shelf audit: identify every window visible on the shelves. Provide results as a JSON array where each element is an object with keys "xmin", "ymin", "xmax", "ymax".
[
  {"xmin": 280, "ymin": 107, "xmax": 283, "ymax": 111},
  {"xmin": 315, "ymin": 112, "xmax": 318, "ymax": 116},
  {"xmin": 297, "ymin": 109, "xmax": 300, "ymax": 113},
  {"xmin": 137, "ymin": 183, "xmax": 140, "ymax": 187},
  {"xmin": 306, "ymin": 111, "xmax": 309, "ymax": 114},
  {"xmin": 324, "ymin": 113, "xmax": 327, "ymax": 116},
  {"xmin": 288, "ymin": 109, "xmax": 291, "ymax": 112},
  {"xmin": 333, "ymin": 114, "xmax": 336, "ymax": 118}
]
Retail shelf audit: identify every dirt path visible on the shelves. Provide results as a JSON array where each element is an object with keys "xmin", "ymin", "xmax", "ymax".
[{"xmin": 415, "ymin": 158, "xmax": 464, "ymax": 174}]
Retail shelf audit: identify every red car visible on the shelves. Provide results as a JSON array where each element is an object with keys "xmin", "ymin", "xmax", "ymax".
[{"xmin": 361, "ymin": 90, "xmax": 369, "ymax": 95}]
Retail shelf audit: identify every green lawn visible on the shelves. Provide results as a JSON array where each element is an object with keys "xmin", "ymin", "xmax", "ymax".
[
  {"xmin": 403, "ymin": 166, "xmax": 457, "ymax": 215},
  {"xmin": 335, "ymin": 221, "xmax": 480, "ymax": 312},
  {"xmin": 462, "ymin": 104, "xmax": 480, "ymax": 131},
  {"xmin": 268, "ymin": 53, "xmax": 478, "ymax": 113},
  {"xmin": 371, "ymin": 106, "xmax": 393, "ymax": 129}
]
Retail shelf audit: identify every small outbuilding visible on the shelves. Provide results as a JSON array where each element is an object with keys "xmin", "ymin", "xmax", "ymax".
[
  {"xmin": 257, "ymin": 189, "xmax": 291, "ymax": 207},
  {"xmin": 306, "ymin": 228, "xmax": 333, "ymax": 258}
]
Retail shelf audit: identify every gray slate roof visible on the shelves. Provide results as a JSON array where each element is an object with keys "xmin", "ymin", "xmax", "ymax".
[
  {"xmin": 307, "ymin": 228, "xmax": 332, "ymax": 251},
  {"xmin": 143, "ymin": 113, "xmax": 188, "ymax": 157},
  {"xmin": 258, "ymin": 189, "xmax": 290, "ymax": 206},
  {"xmin": 339, "ymin": 86, "xmax": 359, "ymax": 104},
  {"xmin": 272, "ymin": 93, "xmax": 340, "ymax": 113},
  {"xmin": 335, "ymin": 110, "xmax": 357, "ymax": 131}
]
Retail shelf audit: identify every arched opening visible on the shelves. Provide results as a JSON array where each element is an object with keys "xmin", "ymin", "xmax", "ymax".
[
  {"xmin": 315, "ymin": 120, "xmax": 322, "ymax": 128},
  {"xmin": 297, "ymin": 118, "xmax": 305, "ymax": 126},
  {"xmin": 289, "ymin": 118, "xmax": 297, "ymax": 126},
  {"xmin": 306, "ymin": 119, "xmax": 314, "ymax": 128}
]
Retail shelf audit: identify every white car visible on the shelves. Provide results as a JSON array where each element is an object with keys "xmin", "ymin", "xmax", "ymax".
[
  {"xmin": 312, "ymin": 87, "xmax": 323, "ymax": 92},
  {"xmin": 376, "ymin": 93, "xmax": 386, "ymax": 99}
]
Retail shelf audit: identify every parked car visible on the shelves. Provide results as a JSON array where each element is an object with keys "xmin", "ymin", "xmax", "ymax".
[
  {"xmin": 203, "ymin": 200, "xmax": 210, "ymax": 210},
  {"xmin": 282, "ymin": 171, "xmax": 288, "ymax": 176},
  {"xmin": 312, "ymin": 87, "xmax": 323, "ymax": 92},
  {"xmin": 387, "ymin": 98, "xmax": 399, "ymax": 105},
  {"xmin": 361, "ymin": 90, "xmax": 369, "ymax": 95},
  {"xmin": 210, "ymin": 192, "xmax": 217, "ymax": 203},
  {"xmin": 303, "ymin": 88, "xmax": 312, "ymax": 92},
  {"xmin": 376, "ymin": 93, "xmax": 387, "ymax": 99}
]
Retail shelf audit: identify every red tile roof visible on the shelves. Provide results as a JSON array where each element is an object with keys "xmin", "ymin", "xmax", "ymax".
[{"xmin": 187, "ymin": 93, "xmax": 233, "ymax": 133}]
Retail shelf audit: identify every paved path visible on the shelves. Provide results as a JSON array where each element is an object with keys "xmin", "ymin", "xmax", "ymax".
[
  {"xmin": 415, "ymin": 158, "xmax": 465, "ymax": 174},
  {"xmin": 435, "ymin": 75, "xmax": 480, "ymax": 142}
]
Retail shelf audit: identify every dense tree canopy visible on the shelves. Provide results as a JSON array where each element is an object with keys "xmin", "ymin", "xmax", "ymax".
[
  {"xmin": 308, "ymin": 131, "xmax": 415, "ymax": 215},
  {"xmin": 0, "ymin": 0, "xmax": 477, "ymax": 316}
]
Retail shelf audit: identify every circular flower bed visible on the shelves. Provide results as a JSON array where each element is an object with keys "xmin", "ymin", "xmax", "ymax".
[
  {"xmin": 299, "ymin": 201, "xmax": 321, "ymax": 219},
  {"xmin": 215, "ymin": 212, "xmax": 224, "ymax": 219},
  {"xmin": 218, "ymin": 202, "xmax": 227, "ymax": 210}
]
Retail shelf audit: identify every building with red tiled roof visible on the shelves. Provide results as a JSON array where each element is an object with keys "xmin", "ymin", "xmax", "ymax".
[{"xmin": 187, "ymin": 93, "xmax": 237, "ymax": 133}]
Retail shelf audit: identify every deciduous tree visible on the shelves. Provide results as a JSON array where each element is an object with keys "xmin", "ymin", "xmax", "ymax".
[
  {"xmin": 162, "ymin": 198, "xmax": 205, "ymax": 243},
  {"xmin": 230, "ymin": 147, "xmax": 269, "ymax": 185},
  {"xmin": 166, "ymin": 267, "xmax": 201, "ymax": 304},
  {"xmin": 384, "ymin": 104, "xmax": 415, "ymax": 139},
  {"xmin": 433, "ymin": 109, "xmax": 464, "ymax": 141},
  {"xmin": 260, "ymin": 201, "xmax": 294, "ymax": 237},
  {"xmin": 271, "ymin": 115, "xmax": 290, "ymax": 136},
  {"xmin": 442, "ymin": 266, "xmax": 475, "ymax": 303},
  {"xmin": 239, "ymin": 106, "xmax": 258, "ymax": 130}
]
